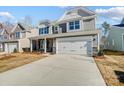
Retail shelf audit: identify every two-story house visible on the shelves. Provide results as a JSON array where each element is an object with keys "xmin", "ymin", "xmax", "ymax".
[
  {"xmin": 29, "ymin": 7, "xmax": 100, "ymax": 56},
  {"xmin": 0, "ymin": 23, "xmax": 13, "ymax": 52},
  {"xmin": 0, "ymin": 23, "xmax": 38, "ymax": 53}
]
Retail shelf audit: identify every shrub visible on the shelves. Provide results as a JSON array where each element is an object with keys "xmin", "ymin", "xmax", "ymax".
[
  {"xmin": 22, "ymin": 48, "xmax": 30, "ymax": 52},
  {"xmin": 13, "ymin": 48, "xmax": 17, "ymax": 53},
  {"xmin": 97, "ymin": 50, "xmax": 104, "ymax": 56},
  {"xmin": 97, "ymin": 44, "xmax": 105, "ymax": 56}
]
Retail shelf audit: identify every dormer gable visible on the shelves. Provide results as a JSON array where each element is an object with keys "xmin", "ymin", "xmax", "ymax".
[
  {"xmin": 57, "ymin": 7, "xmax": 96, "ymax": 23},
  {"xmin": 38, "ymin": 19, "xmax": 51, "ymax": 28},
  {"xmin": 11, "ymin": 23, "xmax": 26, "ymax": 33}
]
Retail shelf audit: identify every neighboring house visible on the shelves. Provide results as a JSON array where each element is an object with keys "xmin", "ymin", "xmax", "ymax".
[
  {"xmin": 0, "ymin": 23, "xmax": 3, "ymax": 51},
  {"xmin": 105, "ymin": 18, "xmax": 124, "ymax": 51},
  {"xmin": 0, "ymin": 23, "xmax": 38, "ymax": 53},
  {"xmin": 0, "ymin": 23, "xmax": 12, "ymax": 52},
  {"xmin": 29, "ymin": 7, "xmax": 100, "ymax": 56}
]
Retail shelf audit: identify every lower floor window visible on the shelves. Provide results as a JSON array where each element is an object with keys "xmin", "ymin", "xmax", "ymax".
[{"xmin": 112, "ymin": 39, "xmax": 115, "ymax": 46}]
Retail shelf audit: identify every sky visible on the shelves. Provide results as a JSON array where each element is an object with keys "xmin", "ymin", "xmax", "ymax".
[{"xmin": 0, "ymin": 6, "xmax": 124, "ymax": 28}]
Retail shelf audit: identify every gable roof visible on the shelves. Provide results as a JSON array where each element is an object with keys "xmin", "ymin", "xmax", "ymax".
[
  {"xmin": 113, "ymin": 24, "xmax": 124, "ymax": 27},
  {"xmin": 0, "ymin": 22, "xmax": 32, "ymax": 35},
  {"xmin": 38, "ymin": 19, "xmax": 51, "ymax": 27},
  {"xmin": 57, "ymin": 7, "xmax": 96, "ymax": 23},
  {"xmin": 11, "ymin": 22, "xmax": 31, "ymax": 33},
  {"xmin": 113, "ymin": 17, "xmax": 124, "ymax": 28},
  {"xmin": 0, "ymin": 23, "xmax": 14, "ymax": 35}
]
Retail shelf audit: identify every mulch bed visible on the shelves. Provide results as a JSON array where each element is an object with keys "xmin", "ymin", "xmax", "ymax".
[{"xmin": 0, "ymin": 55, "xmax": 16, "ymax": 60}]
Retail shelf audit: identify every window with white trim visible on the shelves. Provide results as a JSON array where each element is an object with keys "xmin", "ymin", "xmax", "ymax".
[
  {"xmin": 112, "ymin": 39, "xmax": 115, "ymax": 46},
  {"xmin": 15, "ymin": 32, "xmax": 20, "ymax": 38},
  {"xmin": 39, "ymin": 27, "xmax": 49, "ymax": 35},
  {"xmin": 69, "ymin": 20, "xmax": 80, "ymax": 30}
]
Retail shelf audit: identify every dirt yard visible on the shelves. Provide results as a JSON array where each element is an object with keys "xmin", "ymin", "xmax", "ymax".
[
  {"xmin": 94, "ymin": 53, "xmax": 124, "ymax": 86},
  {"xmin": 0, "ymin": 53, "xmax": 47, "ymax": 73}
]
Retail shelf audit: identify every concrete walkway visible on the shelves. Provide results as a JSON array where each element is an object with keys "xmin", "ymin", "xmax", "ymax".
[{"xmin": 0, "ymin": 54, "xmax": 106, "ymax": 86}]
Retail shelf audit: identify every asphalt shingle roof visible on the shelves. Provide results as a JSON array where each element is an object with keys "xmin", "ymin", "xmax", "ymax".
[{"xmin": 113, "ymin": 24, "xmax": 124, "ymax": 27}]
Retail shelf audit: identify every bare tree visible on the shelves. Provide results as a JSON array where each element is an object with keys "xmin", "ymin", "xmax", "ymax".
[
  {"xmin": 20, "ymin": 15, "xmax": 32, "ymax": 26},
  {"xmin": 102, "ymin": 21, "xmax": 110, "ymax": 36}
]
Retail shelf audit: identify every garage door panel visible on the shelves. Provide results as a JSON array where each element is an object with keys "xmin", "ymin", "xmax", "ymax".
[
  {"xmin": 8, "ymin": 43, "xmax": 18, "ymax": 53},
  {"xmin": 72, "ymin": 41, "xmax": 87, "ymax": 50},
  {"xmin": 58, "ymin": 42, "xmax": 72, "ymax": 51},
  {"xmin": 5, "ymin": 43, "xmax": 18, "ymax": 53},
  {"xmin": 57, "ymin": 38, "xmax": 92, "ymax": 56}
]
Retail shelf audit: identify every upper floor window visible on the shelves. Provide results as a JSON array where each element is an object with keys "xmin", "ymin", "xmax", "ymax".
[
  {"xmin": 4, "ymin": 35, "xmax": 8, "ymax": 39},
  {"xmin": 15, "ymin": 32, "xmax": 20, "ymax": 38},
  {"xmin": 39, "ymin": 27, "xmax": 49, "ymax": 35},
  {"xmin": 69, "ymin": 20, "xmax": 80, "ymax": 30}
]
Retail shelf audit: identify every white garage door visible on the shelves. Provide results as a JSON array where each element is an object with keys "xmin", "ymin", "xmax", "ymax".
[
  {"xmin": 57, "ymin": 37, "xmax": 92, "ymax": 56},
  {"xmin": 5, "ymin": 43, "xmax": 18, "ymax": 53}
]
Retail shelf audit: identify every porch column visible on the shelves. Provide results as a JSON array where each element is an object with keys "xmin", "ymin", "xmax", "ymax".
[
  {"xmin": 30, "ymin": 39, "xmax": 32, "ymax": 52},
  {"xmin": 44, "ymin": 38, "xmax": 47, "ymax": 53}
]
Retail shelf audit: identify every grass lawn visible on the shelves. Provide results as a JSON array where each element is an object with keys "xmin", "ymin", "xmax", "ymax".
[
  {"xmin": 0, "ymin": 53, "xmax": 47, "ymax": 73},
  {"xmin": 94, "ymin": 51, "xmax": 124, "ymax": 86}
]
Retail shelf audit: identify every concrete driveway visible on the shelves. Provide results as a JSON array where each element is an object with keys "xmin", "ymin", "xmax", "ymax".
[{"xmin": 0, "ymin": 54, "xmax": 106, "ymax": 86}]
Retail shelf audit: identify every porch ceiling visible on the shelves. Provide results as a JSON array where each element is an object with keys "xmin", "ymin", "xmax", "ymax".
[{"xmin": 29, "ymin": 30, "xmax": 99, "ymax": 40}]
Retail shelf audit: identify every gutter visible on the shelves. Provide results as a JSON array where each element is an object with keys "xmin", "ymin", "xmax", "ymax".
[{"xmin": 29, "ymin": 30, "xmax": 100, "ymax": 40}]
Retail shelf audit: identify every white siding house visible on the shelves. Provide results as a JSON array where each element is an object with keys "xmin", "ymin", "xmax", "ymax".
[
  {"xmin": 29, "ymin": 7, "xmax": 100, "ymax": 56},
  {"xmin": 106, "ymin": 18, "xmax": 124, "ymax": 51}
]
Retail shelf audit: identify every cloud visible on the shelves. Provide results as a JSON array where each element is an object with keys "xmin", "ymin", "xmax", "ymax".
[
  {"xmin": 0, "ymin": 12, "xmax": 17, "ymax": 23},
  {"xmin": 59, "ymin": 6, "xmax": 68, "ymax": 8},
  {"xmin": 95, "ymin": 7, "xmax": 124, "ymax": 21},
  {"xmin": 0, "ymin": 12, "xmax": 15, "ymax": 19}
]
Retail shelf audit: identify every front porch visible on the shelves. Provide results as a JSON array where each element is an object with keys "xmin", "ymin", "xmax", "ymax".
[{"xmin": 30, "ymin": 38, "xmax": 56, "ymax": 54}]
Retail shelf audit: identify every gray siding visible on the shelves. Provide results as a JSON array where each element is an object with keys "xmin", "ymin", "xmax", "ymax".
[
  {"xmin": 106, "ymin": 27, "xmax": 124, "ymax": 51},
  {"xmin": 78, "ymin": 9, "xmax": 92, "ymax": 17},
  {"xmin": 83, "ymin": 19, "xmax": 95, "ymax": 31}
]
